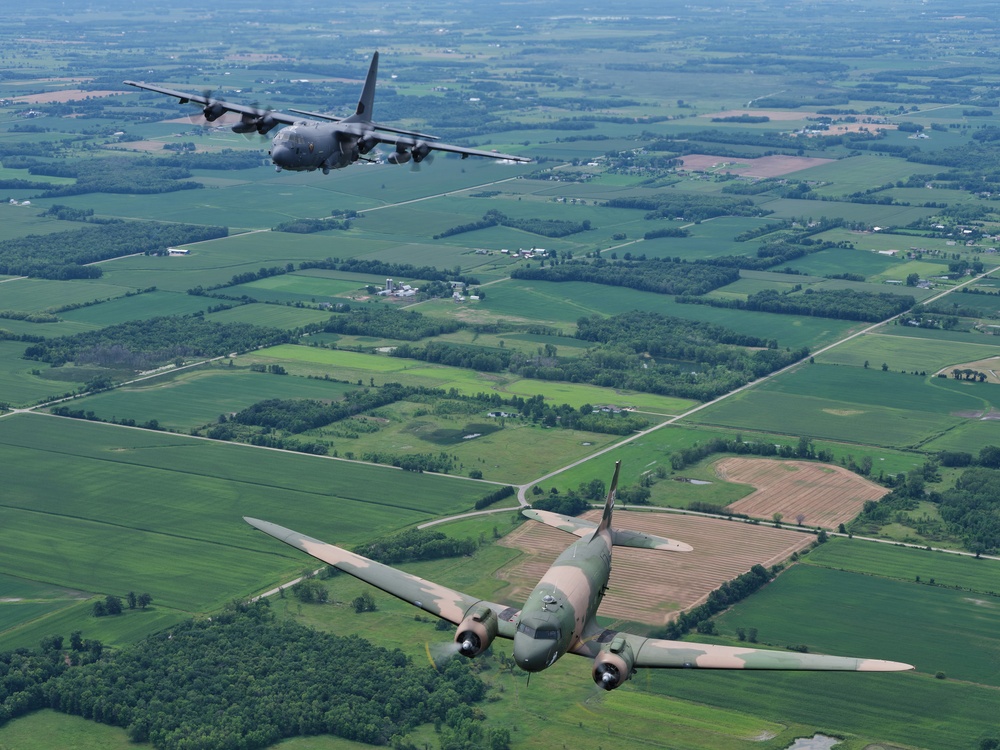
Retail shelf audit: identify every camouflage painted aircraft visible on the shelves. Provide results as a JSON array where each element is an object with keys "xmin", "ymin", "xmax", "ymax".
[
  {"xmin": 123, "ymin": 52, "xmax": 529, "ymax": 174},
  {"xmin": 244, "ymin": 462, "xmax": 912, "ymax": 690}
]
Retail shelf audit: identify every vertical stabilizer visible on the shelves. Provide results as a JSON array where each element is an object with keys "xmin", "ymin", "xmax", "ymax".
[
  {"xmin": 347, "ymin": 51, "xmax": 378, "ymax": 122},
  {"xmin": 596, "ymin": 461, "xmax": 621, "ymax": 535}
]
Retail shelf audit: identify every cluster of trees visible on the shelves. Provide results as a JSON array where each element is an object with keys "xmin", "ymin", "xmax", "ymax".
[
  {"xmin": 273, "ymin": 217, "xmax": 350, "ymax": 233},
  {"xmin": 29, "ymin": 602, "xmax": 499, "ymax": 750},
  {"xmin": 354, "ymin": 528, "xmax": 478, "ymax": 564},
  {"xmin": 678, "ymin": 288, "xmax": 915, "ymax": 323},
  {"xmin": 24, "ymin": 316, "xmax": 288, "ymax": 369},
  {"xmin": 604, "ymin": 193, "xmax": 767, "ymax": 222},
  {"xmin": 92, "ymin": 592, "xmax": 152, "ymax": 617},
  {"xmin": 474, "ymin": 485, "xmax": 517, "ymax": 510},
  {"xmin": 323, "ymin": 306, "xmax": 464, "ymax": 341},
  {"xmin": 358, "ymin": 450, "xmax": 457, "ymax": 474},
  {"xmin": 938, "ymin": 465, "xmax": 1000, "ymax": 554},
  {"xmin": 511, "ymin": 258, "xmax": 739, "ymax": 296},
  {"xmin": 669, "ymin": 435, "xmax": 830, "ymax": 472},
  {"xmin": 433, "ymin": 209, "xmax": 591, "ymax": 240},
  {"xmin": 15, "ymin": 155, "xmax": 202, "ymax": 198},
  {"xmin": 0, "ymin": 221, "xmax": 227, "ymax": 279},
  {"xmin": 232, "ymin": 384, "xmax": 420, "ymax": 434},
  {"xmin": 390, "ymin": 342, "xmax": 513, "ymax": 373}
]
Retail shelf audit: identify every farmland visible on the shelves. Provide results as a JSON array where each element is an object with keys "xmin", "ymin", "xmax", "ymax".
[{"xmin": 716, "ymin": 458, "xmax": 889, "ymax": 529}]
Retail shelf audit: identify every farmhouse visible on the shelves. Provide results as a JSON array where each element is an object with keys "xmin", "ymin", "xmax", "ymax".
[{"xmin": 167, "ymin": 248, "xmax": 190, "ymax": 256}]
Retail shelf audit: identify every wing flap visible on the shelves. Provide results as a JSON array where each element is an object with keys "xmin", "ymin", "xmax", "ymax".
[{"xmin": 244, "ymin": 517, "xmax": 516, "ymax": 634}]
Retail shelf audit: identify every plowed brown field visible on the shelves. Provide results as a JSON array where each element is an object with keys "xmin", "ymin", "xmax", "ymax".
[
  {"xmin": 717, "ymin": 457, "xmax": 889, "ymax": 529},
  {"xmin": 498, "ymin": 511, "xmax": 811, "ymax": 625}
]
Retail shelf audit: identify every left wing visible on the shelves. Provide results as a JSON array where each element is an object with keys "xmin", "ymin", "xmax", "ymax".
[
  {"xmin": 372, "ymin": 132, "xmax": 530, "ymax": 163},
  {"xmin": 570, "ymin": 623, "xmax": 912, "ymax": 672},
  {"xmin": 244, "ymin": 517, "xmax": 518, "ymax": 636}
]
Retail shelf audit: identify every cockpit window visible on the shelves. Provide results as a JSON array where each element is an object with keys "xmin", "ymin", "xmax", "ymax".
[{"xmin": 517, "ymin": 623, "xmax": 560, "ymax": 640}]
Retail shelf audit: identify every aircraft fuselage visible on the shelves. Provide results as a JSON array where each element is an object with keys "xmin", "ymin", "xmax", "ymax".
[
  {"xmin": 513, "ymin": 525, "xmax": 612, "ymax": 671},
  {"xmin": 269, "ymin": 123, "xmax": 357, "ymax": 173}
]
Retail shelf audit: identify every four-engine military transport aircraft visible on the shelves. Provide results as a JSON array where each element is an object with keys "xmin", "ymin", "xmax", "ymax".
[
  {"xmin": 245, "ymin": 461, "xmax": 912, "ymax": 689},
  {"xmin": 124, "ymin": 52, "xmax": 529, "ymax": 174}
]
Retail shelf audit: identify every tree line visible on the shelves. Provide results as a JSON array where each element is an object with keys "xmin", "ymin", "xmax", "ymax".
[
  {"xmin": 24, "ymin": 316, "xmax": 289, "ymax": 369},
  {"xmin": 677, "ymin": 288, "xmax": 915, "ymax": 323},
  {"xmin": 323, "ymin": 306, "xmax": 464, "ymax": 341},
  {"xmin": 0, "ymin": 221, "xmax": 227, "ymax": 280},
  {"xmin": 354, "ymin": 527, "xmax": 478, "ymax": 564},
  {"xmin": 433, "ymin": 209, "xmax": 591, "ymax": 239},
  {"xmin": 510, "ymin": 258, "xmax": 739, "ymax": 296}
]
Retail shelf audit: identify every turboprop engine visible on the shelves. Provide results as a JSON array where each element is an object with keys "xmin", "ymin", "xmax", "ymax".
[
  {"xmin": 455, "ymin": 605, "xmax": 498, "ymax": 658},
  {"xmin": 592, "ymin": 635, "xmax": 636, "ymax": 691}
]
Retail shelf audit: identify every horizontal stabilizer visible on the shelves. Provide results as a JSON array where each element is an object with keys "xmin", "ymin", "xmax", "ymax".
[
  {"xmin": 612, "ymin": 528, "xmax": 692, "ymax": 552},
  {"xmin": 522, "ymin": 508, "xmax": 691, "ymax": 551}
]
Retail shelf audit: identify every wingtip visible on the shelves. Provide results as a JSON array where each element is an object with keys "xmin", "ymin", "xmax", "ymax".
[{"xmin": 858, "ymin": 659, "xmax": 915, "ymax": 672}]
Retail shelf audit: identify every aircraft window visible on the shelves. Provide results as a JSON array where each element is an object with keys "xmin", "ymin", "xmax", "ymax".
[{"xmin": 516, "ymin": 623, "xmax": 559, "ymax": 640}]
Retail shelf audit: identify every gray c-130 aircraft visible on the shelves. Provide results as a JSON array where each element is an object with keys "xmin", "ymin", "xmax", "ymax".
[
  {"xmin": 245, "ymin": 461, "xmax": 912, "ymax": 691},
  {"xmin": 124, "ymin": 52, "xmax": 529, "ymax": 174}
]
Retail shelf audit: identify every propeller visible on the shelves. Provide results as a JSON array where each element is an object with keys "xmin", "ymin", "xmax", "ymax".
[
  {"xmin": 232, "ymin": 104, "xmax": 279, "ymax": 139},
  {"xmin": 410, "ymin": 141, "xmax": 434, "ymax": 171},
  {"xmin": 187, "ymin": 89, "xmax": 226, "ymax": 127}
]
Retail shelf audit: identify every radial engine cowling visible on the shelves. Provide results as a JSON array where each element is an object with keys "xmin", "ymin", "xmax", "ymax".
[
  {"xmin": 592, "ymin": 636, "xmax": 635, "ymax": 691},
  {"xmin": 454, "ymin": 605, "xmax": 498, "ymax": 658}
]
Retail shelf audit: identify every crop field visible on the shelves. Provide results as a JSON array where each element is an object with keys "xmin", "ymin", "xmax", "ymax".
[
  {"xmin": 779, "ymin": 246, "xmax": 904, "ymax": 278},
  {"xmin": 804, "ymin": 537, "xmax": 1000, "ymax": 595},
  {"xmin": 64, "ymin": 369, "xmax": 358, "ymax": 431},
  {"xmin": 715, "ymin": 458, "xmax": 889, "ymax": 528},
  {"xmin": 816, "ymin": 331, "xmax": 1000, "ymax": 373},
  {"xmin": 0, "ymin": 277, "xmax": 139, "ymax": 313},
  {"xmin": 691, "ymin": 363, "xmax": 986, "ymax": 447},
  {"xmin": 0, "ymin": 412, "xmax": 491, "ymax": 644},
  {"xmin": 56, "ymin": 289, "xmax": 215, "ymax": 327},
  {"xmin": 0, "ymin": 341, "xmax": 82, "ymax": 407},
  {"xmin": 717, "ymin": 563, "xmax": 1000, "ymax": 688},
  {"xmin": 435, "ymin": 279, "xmax": 859, "ymax": 350},
  {"xmin": 499, "ymin": 511, "xmax": 812, "ymax": 625}
]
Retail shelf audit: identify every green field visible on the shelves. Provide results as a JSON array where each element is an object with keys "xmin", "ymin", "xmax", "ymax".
[
  {"xmin": 691, "ymin": 364, "xmax": 983, "ymax": 448},
  {"xmin": 63, "ymin": 368, "xmax": 358, "ymax": 431},
  {"xmin": 816, "ymin": 331, "xmax": 1000, "ymax": 373},
  {"xmin": 0, "ymin": 413, "xmax": 491, "ymax": 645}
]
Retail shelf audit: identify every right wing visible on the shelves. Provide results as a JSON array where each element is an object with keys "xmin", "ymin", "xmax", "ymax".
[
  {"xmin": 570, "ymin": 623, "xmax": 912, "ymax": 672},
  {"xmin": 122, "ymin": 81, "xmax": 300, "ymax": 128},
  {"xmin": 244, "ymin": 517, "xmax": 518, "ymax": 637}
]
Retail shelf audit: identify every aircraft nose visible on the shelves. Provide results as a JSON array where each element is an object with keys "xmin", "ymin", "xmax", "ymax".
[
  {"xmin": 513, "ymin": 633, "xmax": 553, "ymax": 673},
  {"xmin": 270, "ymin": 143, "xmax": 292, "ymax": 169}
]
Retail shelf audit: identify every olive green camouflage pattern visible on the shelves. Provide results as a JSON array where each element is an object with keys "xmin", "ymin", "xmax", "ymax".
[{"xmin": 245, "ymin": 460, "xmax": 912, "ymax": 690}]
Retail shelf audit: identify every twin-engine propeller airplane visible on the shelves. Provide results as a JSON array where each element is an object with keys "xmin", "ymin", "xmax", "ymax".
[
  {"xmin": 245, "ymin": 461, "xmax": 912, "ymax": 690},
  {"xmin": 124, "ymin": 52, "xmax": 529, "ymax": 174}
]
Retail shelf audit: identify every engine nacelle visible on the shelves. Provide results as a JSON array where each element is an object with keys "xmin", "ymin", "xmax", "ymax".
[
  {"xmin": 454, "ymin": 605, "xmax": 498, "ymax": 658},
  {"xmin": 357, "ymin": 132, "xmax": 378, "ymax": 155},
  {"xmin": 592, "ymin": 635, "xmax": 635, "ymax": 691},
  {"xmin": 387, "ymin": 147, "xmax": 411, "ymax": 165},
  {"xmin": 412, "ymin": 142, "xmax": 433, "ymax": 163},
  {"xmin": 203, "ymin": 101, "xmax": 226, "ymax": 122}
]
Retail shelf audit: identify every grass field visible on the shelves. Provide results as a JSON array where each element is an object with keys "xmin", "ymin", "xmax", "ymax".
[
  {"xmin": 804, "ymin": 536, "xmax": 1000, "ymax": 595},
  {"xmin": 691, "ymin": 364, "xmax": 981, "ymax": 448},
  {"xmin": 0, "ymin": 412, "xmax": 492, "ymax": 645},
  {"xmin": 63, "ymin": 368, "xmax": 358, "ymax": 431},
  {"xmin": 816, "ymin": 331, "xmax": 1000, "ymax": 373}
]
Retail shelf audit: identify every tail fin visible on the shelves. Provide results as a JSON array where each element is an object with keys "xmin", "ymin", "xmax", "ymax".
[
  {"xmin": 348, "ymin": 51, "xmax": 378, "ymax": 122},
  {"xmin": 596, "ymin": 461, "xmax": 621, "ymax": 535}
]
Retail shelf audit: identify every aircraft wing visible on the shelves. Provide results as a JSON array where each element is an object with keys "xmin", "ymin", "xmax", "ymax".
[
  {"xmin": 373, "ymin": 132, "xmax": 530, "ymax": 163},
  {"xmin": 122, "ymin": 81, "xmax": 300, "ymax": 127},
  {"xmin": 570, "ymin": 626, "xmax": 912, "ymax": 671},
  {"xmin": 244, "ymin": 517, "xmax": 519, "ymax": 636},
  {"xmin": 522, "ymin": 508, "xmax": 597, "ymax": 537}
]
